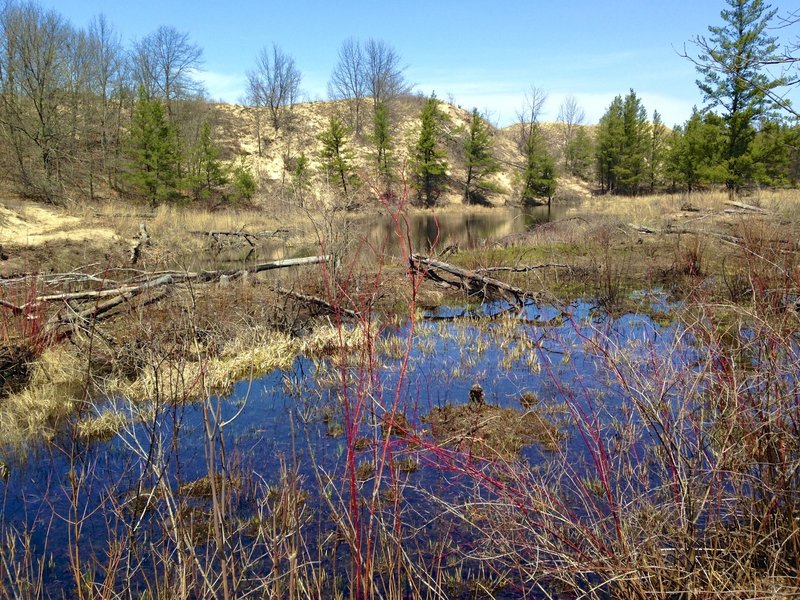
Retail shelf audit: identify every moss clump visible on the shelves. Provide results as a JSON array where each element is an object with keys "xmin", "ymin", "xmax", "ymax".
[
  {"xmin": 178, "ymin": 473, "xmax": 241, "ymax": 499},
  {"xmin": 424, "ymin": 398, "xmax": 560, "ymax": 461}
]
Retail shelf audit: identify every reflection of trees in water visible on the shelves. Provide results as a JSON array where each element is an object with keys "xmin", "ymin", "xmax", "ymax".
[
  {"xmin": 522, "ymin": 204, "xmax": 551, "ymax": 229},
  {"xmin": 365, "ymin": 203, "xmax": 576, "ymax": 256}
]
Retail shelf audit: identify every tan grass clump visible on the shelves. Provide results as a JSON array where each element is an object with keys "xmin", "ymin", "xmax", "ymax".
[
  {"xmin": 0, "ymin": 346, "xmax": 86, "ymax": 446},
  {"xmin": 108, "ymin": 323, "xmax": 367, "ymax": 405},
  {"xmin": 76, "ymin": 409, "xmax": 127, "ymax": 442}
]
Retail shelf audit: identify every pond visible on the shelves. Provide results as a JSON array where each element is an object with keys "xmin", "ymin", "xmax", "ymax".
[
  {"xmin": 364, "ymin": 203, "xmax": 570, "ymax": 255},
  {"xmin": 0, "ymin": 292, "xmax": 693, "ymax": 598},
  {"xmin": 210, "ymin": 202, "xmax": 575, "ymax": 267}
]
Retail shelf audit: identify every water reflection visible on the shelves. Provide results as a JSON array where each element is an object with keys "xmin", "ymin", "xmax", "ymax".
[{"xmin": 365, "ymin": 204, "xmax": 567, "ymax": 255}]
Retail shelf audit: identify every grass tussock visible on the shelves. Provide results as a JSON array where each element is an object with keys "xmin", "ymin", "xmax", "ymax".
[
  {"xmin": 76, "ymin": 409, "xmax": 127, "ymax": 442},
  {"xmin": 424, "ymin": 400, "xmax": 560, "ymax": 460},
  {"xmin": 105, "ymin": 323, "xmax": 367, "ymax": 405},
  {"xmin": 0, "ymin": 346, "xmax": 85, "ymax": 446}
]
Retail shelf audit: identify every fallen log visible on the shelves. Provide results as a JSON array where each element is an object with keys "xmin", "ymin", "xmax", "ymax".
[
  {"xmin": 15, "ymin": 255, "xmax": 332, "ymax": 307},
  {"xmin": 724, "ymin": 201, "xmax": 768, "ymax": 214},
  {"xmin": 130, "ymin": 223, "xmax": 150, "ymax": 264},
  {"xmin": 193, "ymin": 255, "xmax": 331, "ymax": 282},
  {"xmin": 628, "ymin": 223, "xmax": 657, "ymax": 234},
  {"xmin": 57, "ymin": 274, "xmax": 175, "ymax": 327},
  {"xmin": 193, "ymin": 229, "xmax": 291, "ymax": 251},
  {"xmin": 411, "ymin": 254, "xmax": 531, "ymax": 304},
  {"xmin": 273, "ymin": 286, "xmax": 359, "ymax": 319},
  {"xmin": 1, "ymin": 256, "xmax": 332, "ymax": 337},
  {"xmin": 191, "ymin": 229, "xmax": 290, "ymax": 239},
  {"xmin": 474, "ymin": 264, "xmax": 573, "ymax": 274}
]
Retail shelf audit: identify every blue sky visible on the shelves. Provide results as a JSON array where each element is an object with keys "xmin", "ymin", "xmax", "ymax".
[{"xmin": 38, "ymin": 0, "xmax": 800, "ymax": 127}]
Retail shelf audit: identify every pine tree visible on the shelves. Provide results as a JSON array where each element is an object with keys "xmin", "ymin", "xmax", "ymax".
[
  {"xmin": 520, "ymin": 130, "xmax": 557, "ymax": 204},
  {"xmin": 693, "ymin": 0, "xmax": 784, "ymax": 193},
  {"xmin": 648, "ymin": 111, "xmax": 668, "ymax": 192},
  {"xmin": 564, "ymin": 127, "xmax": 594, "ymax": 180},
  {"xmin": 666, "ymin": 110, "xmax": 727, "ymax": 192},
  {"xmin": 463, "ymin": 109, "xmax": 500, "ymax": 204},
  {"xmin": 596, "ymin": 96, "xmax": 625, "ymax": 193},
  {"xmin": 412, "ymin": 97, "xmax": 448, "ymax": 207},
  {"xmin": 291, "ymin": 152, "xmax": 312, "ymax": 204},
  {"xmin": 596, "ymin": 90, "xmax": 650, "ymax": 194},
  {"xmin": 751, "ymin": 119, "xmax": 793, "ymax": 186},
  {"xmin": 126, "ymin": 87, "xmax": 181, "ymax": 206},
  {"xmin": 616, "ymin": 90, "xmax": 650, "ymax": 194},
  {"xmin": 319, "ymin": 115, "xmax": 357, "ymax": 196},
  {"xmin": 187, "ymin": 119, "xmax": 228, "ymax": 200},
  {"xmin": 372, "ymin": 101, "xmax": 392, "ymax": 185}
]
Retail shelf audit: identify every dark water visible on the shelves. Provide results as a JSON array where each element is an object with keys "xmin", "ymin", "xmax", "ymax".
[
  {"xmin": 210, "ymin": 203, "xmax": 573, "ymax": 268},
  {"xmin": 0, "ymin": 291, "xmax": 689, "ymax": 597},
  {"xmin": 365, "ymin": 204, "xmax": 569, "ymax": 256}
]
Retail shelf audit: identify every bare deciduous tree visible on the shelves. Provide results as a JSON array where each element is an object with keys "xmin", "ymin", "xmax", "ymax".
[
  {"xmin": 85, "ymin": 14, "xmax": 127, "ymax": 191},
  {"xmin": 557, "ymin": 96, "xmax": 584, "ymax": 149},
  {"xmin": 247, "ymin": 43, "xmax": 301, "ymax": 133},
  {"xmin": 132, "ymin": 25, "xmax": 203, "ymax": 118},
  {"xmin": 329, "ymin": 37, "xmax": 408, "ymax": 135},
  {"xmin": 0, "ymin": 2, "xmax": 74, "ymax": 200},
  {"xmin": 328, "ymin": 37, "xmax": 367, "ymax": 134},
  {"xmin": 363, "ymin": 38, "xmax": 409, "ymax": 109},
  {"xmin": 557, "ymin": 95, "xmax": 586, "ymax": 175},
  {"xmin": 516, "ymin": 85, "xmax": 547, "ymax": 152}
]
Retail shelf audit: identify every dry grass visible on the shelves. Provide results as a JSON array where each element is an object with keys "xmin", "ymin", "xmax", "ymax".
[
  {"xmin": 76, "ymin": 409, "xmax": 127, "ymax": 442},
  {"xmin": 0, "ymin": 346, "xmax": 86, "ymax": 446},
  {"xmin": 424, "ymin": 400, "xmax": 560, "ymax": 460}
]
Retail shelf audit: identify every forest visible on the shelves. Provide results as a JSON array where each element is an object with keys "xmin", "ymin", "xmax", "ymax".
[{"xmin": 0, "ymin": 0, "xmax": 796, "ymax": 209}]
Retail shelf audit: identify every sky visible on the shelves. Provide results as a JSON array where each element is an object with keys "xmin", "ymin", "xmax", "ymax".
[{"xmin": 36, "ymin": 0, "xmax": 800, "ymax": 127}]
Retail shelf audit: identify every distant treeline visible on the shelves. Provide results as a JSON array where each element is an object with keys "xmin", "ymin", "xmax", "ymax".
[{"xmin": 0, "ymin": 0, "xmax": 796, "ymax": 206}]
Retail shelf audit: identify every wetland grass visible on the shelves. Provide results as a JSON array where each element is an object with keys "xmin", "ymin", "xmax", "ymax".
[{"xmin": 0, "ymin": 189, "xmax": 799, "ymax": 598}]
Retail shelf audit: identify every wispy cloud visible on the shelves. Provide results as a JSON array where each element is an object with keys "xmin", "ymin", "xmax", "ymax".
[
  {"xmin": 409, "ymin": 64, "xmax": 696, "ymax": 127},
  {"xmin": 197, "ymin": 70, "xmax": 248, "ymax": 104}
]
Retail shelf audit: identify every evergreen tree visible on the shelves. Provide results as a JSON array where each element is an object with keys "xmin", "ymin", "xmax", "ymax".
[
  {"xmin": 520, "ymin": 130, "xmax": 557, "ymax": 204},
  {"xmin": 291, "ymin": 152, "xmax": 312, "ymax": 205},
  {"xmin": 319, "ymin": 115, "xmax": 357, "ymax": 196},
  {"xmin": 648, "ymin": 110, "xmax": 668, "ymax": 192},
  {"xmin": 596, "ymin": 90, "xmax": 650, "ymax": 194},
  {"xmin": 463, "ymin": 109, "xmax": 500, "ymax": 204},
  {"xmin": 751, "ymin": 119, "xmax": 793, "ymax": 186},
  {"xmin": 564, "ymin": 126, "xmax": 594, "ymax": 180},
  {"xmin": 412, "ymin": 97, "xmax": 448, "ymax": 206},
  {"xmin": 372, "ymin": 101, "xmax": 392, "ymax": 185},
  {"xmin": 126, "ymin": 88, "xmax": 181, "ymax": 206},
  {"xmin": 666, "ymin": 110, "xmax": 727, "ymax": 192},
  {"xmin": 230, "ymin": 162, "xmax": 257, "ymax": 203},
  {"xmin": 616, "ymin": 90, "xmax": 650, "ymax": 194},
  {"xmin": 187, "ymin": 119, "xmax": 228, "ymax": 200},
  {"xmin": 693, "ymin": 0, "xmax": 784, "ymax": 193},
  {"xmin": 596, "ymin": 95, "xmax": 625, "ymax": 193}
]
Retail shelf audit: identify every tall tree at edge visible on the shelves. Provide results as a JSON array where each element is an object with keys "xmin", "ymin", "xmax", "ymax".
[{"xmin": 692, "ymin": 0, "xmax": 784, "ymax": 195}]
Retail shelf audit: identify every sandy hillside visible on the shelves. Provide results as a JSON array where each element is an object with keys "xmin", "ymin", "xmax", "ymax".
[
  {"xmin": 209, "ymin": 97, "xmax": 585, "ymax": 206},
  {"xmin": 0, "ymin": 202, "xmax": 117, "ymax": 247}
]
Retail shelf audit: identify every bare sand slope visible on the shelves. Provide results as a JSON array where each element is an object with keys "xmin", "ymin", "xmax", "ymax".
[{"xmin": 0, "ymin": 202, "xmax": 117, "ymax": 247}]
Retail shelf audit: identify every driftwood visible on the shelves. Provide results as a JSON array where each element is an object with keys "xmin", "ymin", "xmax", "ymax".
[
  {"xmin": 474, "ymin": 264, "xmax": 573, "ymax": 274},
  {"xmin": 57, "ymin": 274, "xmax": 175, "ymax": 328},
  {"xmin": 1, "ymin": 256, "xmax": 332, "ymax": 338},
  {"xmin": 411, "ymin": 254, "xmax": 531, "ymax": 304},
  {"xmin": 193, "ymin": 229, "xmax": 291, "ymax": 250},
  {"xmin": 130, "ymin": 223, "xmax": 150, "ymax": 264},
  {"xmin": 273, "ymin": 286, "xmax": 359, "ymax": 319},
  {"xmin": 628, "ymin": 223, "xmax": 657, "ymax": 235},
  {"xmin": 628, "ymin": 223, "xmax": 749, "ymax": 247},
  {"xmin": 724, "ymin": 201, "xmax": 768, "ymax": 214}
]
